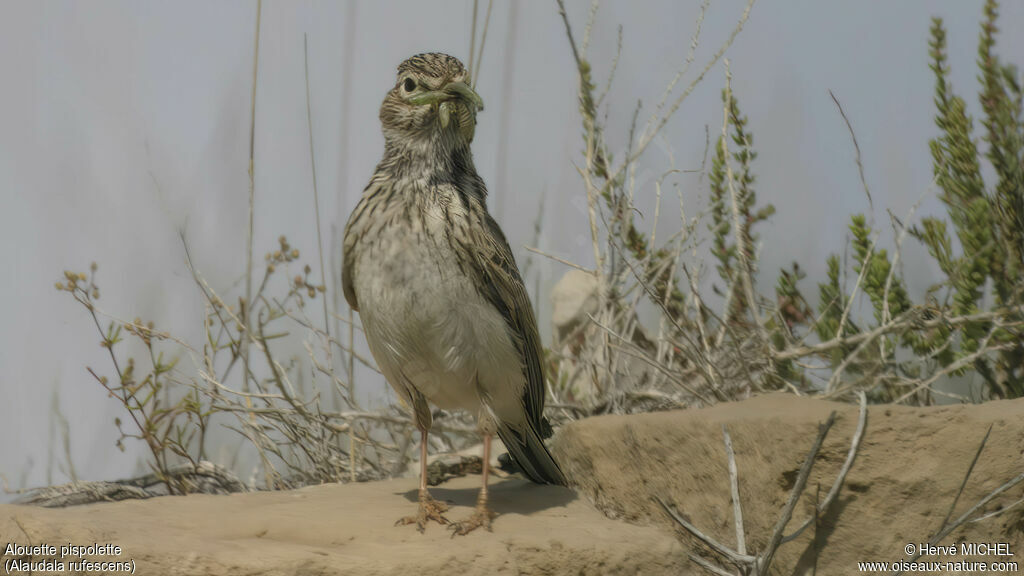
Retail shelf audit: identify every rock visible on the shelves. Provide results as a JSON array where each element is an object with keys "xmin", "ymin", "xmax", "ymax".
[
  {"xmin": 551, "ymin": 269, "xmax": 599, "ymax": 344},
  {"xmin": 550, "ymin": 269, "xmax": 659, "ymax": 404}
]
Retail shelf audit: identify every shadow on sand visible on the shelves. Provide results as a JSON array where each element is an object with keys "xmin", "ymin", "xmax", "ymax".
[{"xmin": 399, "ymin": 477, "xmax": 577, "ymax": 515}]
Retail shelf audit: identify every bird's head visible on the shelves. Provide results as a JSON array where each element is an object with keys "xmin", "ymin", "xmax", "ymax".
[{"xmin": 379, "ymin": 53, "xmax": 484, "ymax": 147}]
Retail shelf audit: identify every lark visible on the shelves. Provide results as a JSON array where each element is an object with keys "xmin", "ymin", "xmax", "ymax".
[{"xmin": 342, "ymin": 53, "xmax": 565, "ymax": 535}]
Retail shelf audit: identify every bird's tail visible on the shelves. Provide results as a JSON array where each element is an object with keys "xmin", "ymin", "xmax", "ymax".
[{"xmin": 496, "ymin": 422, "xmax": 566, "ymax": 486}]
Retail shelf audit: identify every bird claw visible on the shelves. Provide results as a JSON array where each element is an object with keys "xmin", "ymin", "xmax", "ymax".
[
  {"xmin": 448, "ymin": 504, "xmax": 496, "ymax": 537},
  {"xmin": 396, "ymin": 492, "xmax": 450, "ymax": 533}
]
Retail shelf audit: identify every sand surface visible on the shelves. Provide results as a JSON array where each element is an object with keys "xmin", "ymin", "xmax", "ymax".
[
  {"xmin": 3, "ymin": 393, "xmax": 1024, "ymax": 575},
  {"xmin": 552, "ymin": 392, "xmax": 1024, "ymax": 574},
  {"xmin": 0, "ymin": 475, "xmax": 682, "ymax": 575}
]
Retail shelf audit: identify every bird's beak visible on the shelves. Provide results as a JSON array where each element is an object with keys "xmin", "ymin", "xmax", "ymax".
[
  {"xmin": 408, "ymin": 81, "xmax": 484, "ymax": 112},
  {"xmin": 444, "ymin": 81, "xmax": 485, "ymax": 111}
]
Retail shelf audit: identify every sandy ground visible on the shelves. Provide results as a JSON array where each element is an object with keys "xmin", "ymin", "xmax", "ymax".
[
  {"xmin": 3, "ymin": 393, "xmax": 1023, "ymax": 575},
  {"xmin": 0, "ymin": 475, "xmax": 682, "ymax": 575},
  {"xmin": 552, "ymin": 392, "xmax": 1024, "ymax": 574}
]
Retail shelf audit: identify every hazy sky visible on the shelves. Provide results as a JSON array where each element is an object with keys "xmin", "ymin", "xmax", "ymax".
[{"xmin": 2, "ymin": 1, "xmax": 1021, "ymax": 494}]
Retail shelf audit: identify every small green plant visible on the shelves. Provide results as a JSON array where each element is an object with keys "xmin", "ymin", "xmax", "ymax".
[
  {"xmin": 806, "ymin": 0, "xmax": 1023, "ymax": 400},
  {"xmin": 912, "ymin": 3, "xmax": 1024, "ymax": 397},
  {"xmin": 708, "ymin": 90, "xmax": 775, "ymax": 327},
  {"xmin": 551, "ymin": 0, "xmax": 1022, "ymax": 408}
]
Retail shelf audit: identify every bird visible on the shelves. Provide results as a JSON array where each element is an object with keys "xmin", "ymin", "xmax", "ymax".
[{"xmin": 341, "ymin": 53, "xmax": 565, "ymax": 536}]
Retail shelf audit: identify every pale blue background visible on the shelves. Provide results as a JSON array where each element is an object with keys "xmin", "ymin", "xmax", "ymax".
[{"xmin": 2, "ymin": 1, "xmax": 1021, "ymax": 494}]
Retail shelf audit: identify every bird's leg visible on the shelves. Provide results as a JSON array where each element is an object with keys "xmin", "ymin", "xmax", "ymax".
[
  {"xmin": 396, "ymin": 429, "xmax": 449, "ymax": 532},
  {"xmin": 450, "ymin": 433, "xmax": 497, "ymax": 536}
]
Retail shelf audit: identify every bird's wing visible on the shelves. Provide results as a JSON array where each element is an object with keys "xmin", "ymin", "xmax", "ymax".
[
  {"xmin": 342, "ymin": 189, "xmax": 377, "ymax": 312},
  {"xmin": 341, "ymin": 247, "xmax": 358, "ymax": 312},
  {"xmin": 466, "ymin": 209, "xmax": 547, "ymax": 428},
  {"xmin": 342, "ymin": 256, "xmax": 358, "ymax": 311},
  {"xmin": 468, "ymin": 208, "xmax": 564, "ymax": 485}
]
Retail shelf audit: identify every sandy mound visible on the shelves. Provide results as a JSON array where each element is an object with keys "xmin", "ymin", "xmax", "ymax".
[
  {"xmin": 3, "ymin": 393, "xmax": 1022, "ymax": 575},
  {"xmin": 551, "ymin": 392, "xmax": 1024, "ymax": 573}
]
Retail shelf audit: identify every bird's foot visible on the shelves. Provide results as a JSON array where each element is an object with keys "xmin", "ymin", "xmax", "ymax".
[
  {"xmin": 448, "ymin": 502, "xmax": 496, "ymax": 537},
  {"xmin": 396, "ymin": 490, "xmax": 450, "ymax": 533}
]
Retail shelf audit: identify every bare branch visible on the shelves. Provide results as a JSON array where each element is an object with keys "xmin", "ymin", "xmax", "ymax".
[{"xmin": 722, "ymin": 425, "xmax": 746, "ymax": 556}]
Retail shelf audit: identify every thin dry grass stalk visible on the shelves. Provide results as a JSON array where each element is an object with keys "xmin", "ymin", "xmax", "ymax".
[{"xmin": 657, "ymin": 397, "xmax": 866, "ymax": 575}]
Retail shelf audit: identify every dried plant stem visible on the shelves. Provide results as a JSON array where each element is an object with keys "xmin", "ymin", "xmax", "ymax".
[
  {"xmin": 303, "ymin": 35, "xmax": 331, "ymax": 356},
  {"xmin": 467, "ymin": 0, "xmax": 478, "ymax": 83},
  {"xmin": 658, "ymin": 498, "xmax": 755, "ymax": 566},
  {"xmin": 829, "ymin": 90, "xmax": 873, "ymax": 213},
  {"xmin": 942, "ymin": 425, "xmax": 991, "ymax": 529},
  {"xmin": 659, "ymin": 411, "xmax": 846, "ymax": 575},
  {"xmin": 892, "ymin": 325, "xmax": 1011, "ymax": 404},
  {"xmin": 472, "ymin": 0, "xmax": 493, "ymax": 86},
  {"xmin": 893, "ymin": 426, "xmax": 1024, "ymax": 575},
  {"xmin": 243, "ymin": 0, "xmax": 262, "ymax": 395},
  {"xmin": 722, "ymin": 425, "xmax": 745, "ymax": 556},
  {"xmin": 758, "ymin": 412, "xmax": 836, "ymax": 574},
  {"xmin": 524, "ymin": 245, "xmax": 593, "ymax": 273},
  {"xmin": 302, "ymin": 33, "xmax": 356, "ymax": 483},
  {"xmin": 782, "ymin": 392, "xmax": 868, "ymax": 544},
  {"xmin": 780, "ymin": 306, "xmax": 1022, "ymax": 362},
  {"xmin": 631, "ymin": 0, "xmax": 754, "ymax": 169}
]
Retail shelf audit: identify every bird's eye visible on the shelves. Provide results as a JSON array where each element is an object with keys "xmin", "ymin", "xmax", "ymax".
[{"xmin": 402, "ymin": 78, "xmax": 416, "ymax": 92}]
